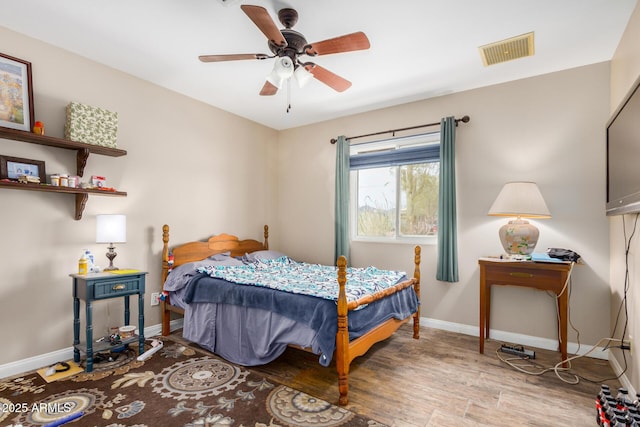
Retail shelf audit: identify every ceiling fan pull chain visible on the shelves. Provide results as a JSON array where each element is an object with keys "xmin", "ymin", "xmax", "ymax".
[{"xmin": 286, "ymin": 78, "xmax": 292, "ymax": 113}]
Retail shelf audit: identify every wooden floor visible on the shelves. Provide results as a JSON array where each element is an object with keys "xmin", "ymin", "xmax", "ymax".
[{"xmin": 192, "ymin": 325, "xmax": 620, "ymax": 427}]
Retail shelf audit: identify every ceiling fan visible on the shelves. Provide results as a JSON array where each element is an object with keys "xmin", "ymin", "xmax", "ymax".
[{"xmin": 199, "ymin": 5, "xmax": 370, "ymax": 96}]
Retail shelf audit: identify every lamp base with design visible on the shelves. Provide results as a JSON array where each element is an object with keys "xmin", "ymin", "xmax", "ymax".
[
  {"xmin": 498, "ymin": 218, "xmax": 539, "ymax": 258},
  {"xmin": 103, "ymin": 244, "xmax": 119, "ymax": 271}
]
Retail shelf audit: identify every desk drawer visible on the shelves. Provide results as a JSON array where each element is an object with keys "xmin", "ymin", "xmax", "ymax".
[
  {"xmin": 94, "ymin": 278, "xmax": 141, "ymax": 299},
  {"xmin": 484, "ymin": 266, "xmax": 562, "ymax": 289}
]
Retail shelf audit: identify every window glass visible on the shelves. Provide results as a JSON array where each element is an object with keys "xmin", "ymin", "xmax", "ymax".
[
  {"xmin": 399, "ymin": 162, "xmax": 439, "ymax": 237},
  {"xmin": 351, "ymin": 132, "xmax": 440, "ymax": 241},
  {"xmin": 356, "ymin": 166, "xmax": 396, "ymax": 237}
]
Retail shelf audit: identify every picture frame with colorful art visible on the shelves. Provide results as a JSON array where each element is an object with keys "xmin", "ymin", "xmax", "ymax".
[{"xmin": 0, "ymin": 52, "xmax": 35, "ymax": 132}]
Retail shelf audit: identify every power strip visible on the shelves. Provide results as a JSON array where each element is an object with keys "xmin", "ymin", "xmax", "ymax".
[{"xmin": 500, "ymin": 344, "xmax": 536, "ymax": 359}]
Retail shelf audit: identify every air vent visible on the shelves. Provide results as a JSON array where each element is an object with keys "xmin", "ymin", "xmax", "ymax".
[{"xmin": 478, "ymin": 32, "xmax": 535, "ymax": 66}]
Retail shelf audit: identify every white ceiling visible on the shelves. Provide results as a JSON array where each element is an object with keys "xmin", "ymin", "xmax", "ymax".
[{"xmin": 1, "ymin": 0, "xmax": 637, "ymax": 130}]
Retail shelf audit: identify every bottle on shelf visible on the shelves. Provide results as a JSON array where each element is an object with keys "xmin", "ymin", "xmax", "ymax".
[{"xmin": 78, "ymin": 251, "xmax": 88, "ymax": 275}]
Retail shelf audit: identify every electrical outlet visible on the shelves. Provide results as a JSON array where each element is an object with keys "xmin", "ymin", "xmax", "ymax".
[
  {"xmin": 150, "ymin": 292, "xmax": 160, "ymax": 306},
  {"xmin": 622, "ymin": 339, "xmax": 632, "ymax": 354}
]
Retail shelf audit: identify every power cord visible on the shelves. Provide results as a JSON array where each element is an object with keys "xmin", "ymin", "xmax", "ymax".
[
  {"xmin": 566, "ymin": 270, "xmax": 582, "ymax": 356},
  {"xmin": 602, "ymin": 212, "xmax": 639, "ymax": 382},
  {"xmin": 546, "ymin": 261, "xmax": 582, "ymax": 356},
  {"xmin": 609, "ymin": 212, "xmax": 639, "ymax": 344},
  {"xmin": 496, "ymin": 337, "xmax": 626, "ymax": 385}
]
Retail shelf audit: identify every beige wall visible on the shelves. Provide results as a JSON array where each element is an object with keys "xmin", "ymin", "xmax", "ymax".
[
  {"xmin": 0, "ymin": 21, "xmax": 619, "ymax": 373},
  {"xmin": 277, "ymin": 63, "xmax": 612, "ymax": 349},
  {"xmin": 609, "ymin": 3, "xmax": 640, "ymax": 392},
  {"xmin": 0, "ymin": 27, "xmax": 278, "ymax": 366}
]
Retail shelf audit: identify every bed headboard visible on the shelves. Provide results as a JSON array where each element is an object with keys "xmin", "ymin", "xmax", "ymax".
[{"xmin": 161, "ymin": 224, "xmax": 269, "ymax": 284}]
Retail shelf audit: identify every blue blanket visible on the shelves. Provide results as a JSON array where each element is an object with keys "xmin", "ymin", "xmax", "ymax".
[{"xmin": 183, "ymin": 273, "xmax": 419, "ymax": 366}]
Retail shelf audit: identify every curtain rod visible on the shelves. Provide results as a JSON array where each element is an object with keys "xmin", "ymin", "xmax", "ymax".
[{"xmin": 330, "ymin": 115, "xmax": 470, "ymax": 144}]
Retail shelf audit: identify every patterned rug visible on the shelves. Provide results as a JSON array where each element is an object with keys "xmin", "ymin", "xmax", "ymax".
[{"xmin": 0, "ymin": 338, "xmax": 385, "ymax": 427}]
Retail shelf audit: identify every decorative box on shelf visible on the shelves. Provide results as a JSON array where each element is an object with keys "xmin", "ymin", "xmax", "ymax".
[{"xmin": 64, "ymin": 102, "xmax": 118, "ymax": 148}]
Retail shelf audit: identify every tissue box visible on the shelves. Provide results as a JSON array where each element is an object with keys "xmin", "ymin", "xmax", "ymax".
[{"xmin": 64, "ymin": 102, "xmax": 118, "ymax": 148}]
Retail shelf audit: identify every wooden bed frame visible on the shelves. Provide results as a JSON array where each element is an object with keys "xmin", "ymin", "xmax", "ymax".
[{"xmin": 160, "ymin": 224, "xmax": 421, "ymax": 405}]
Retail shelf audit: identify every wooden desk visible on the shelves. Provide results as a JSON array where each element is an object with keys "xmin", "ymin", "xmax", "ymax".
[{"xmin": 478, "ymin": 258, "xmax": 573, "ymax": 367}]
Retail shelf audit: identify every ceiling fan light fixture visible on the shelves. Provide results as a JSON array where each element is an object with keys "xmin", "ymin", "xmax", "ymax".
[
  {"xmin": 294, "ymin": 65, "xmax": 314, "ymax": 88},
  {"xmin": 266, "ymin": 56, "xmax": 295, "ymax": 89},
  {"xmin": 273, "ymin": 56, "xmax": 294, "ymax": 79}
]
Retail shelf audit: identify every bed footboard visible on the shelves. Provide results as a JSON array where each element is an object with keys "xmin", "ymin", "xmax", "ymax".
[{"xmin": 335, "ymin": 245, "xmax": 421, "ymax": 406}]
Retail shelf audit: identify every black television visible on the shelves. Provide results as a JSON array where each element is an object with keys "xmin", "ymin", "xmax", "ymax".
[{"xmin": 607, "ymin": 74, "xmax": 640, "ymax": 216}]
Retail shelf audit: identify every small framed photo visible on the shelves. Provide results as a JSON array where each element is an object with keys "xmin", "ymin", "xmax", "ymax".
[
  {"xmin": 0, "ymin": 52, "xmax": 35, "ymax": 132},
  {"xmin": 0, "ymin": 155, "xmax": 46, "ymax": 182}
]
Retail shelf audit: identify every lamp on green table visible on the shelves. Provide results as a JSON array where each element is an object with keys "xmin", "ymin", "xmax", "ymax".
[
  {"xmin": 487, "ymin": 182, "xmax": 551, "ymax": 259},
  {"xmin": 96, "ymin": 214, "xmax": 126, "ymax": 271}
]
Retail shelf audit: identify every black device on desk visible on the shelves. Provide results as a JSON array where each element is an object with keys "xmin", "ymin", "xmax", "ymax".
[{"xmin": 547, "ymin": 248, "xmax": 581, "ymax": 262}]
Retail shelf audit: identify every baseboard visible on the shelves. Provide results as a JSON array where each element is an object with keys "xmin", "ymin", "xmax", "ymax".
[
  {"xmin": 0, "ymin": 319, "xmax": 184, "ymax": 380},
  {"xmin": 609, "ymin": 351, "xmax": 635, "ymax": 395},
  {"xmin": 421, "ymin": 316, "xmax": 610, "ymax": 360}
]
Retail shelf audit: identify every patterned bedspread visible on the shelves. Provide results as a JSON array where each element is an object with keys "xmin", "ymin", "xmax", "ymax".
[
  {"xmin": 197, "ymin": 256, "xmax": 407, "ymax": 307},
  {"xmin": 181, "ymin": 256, "xmax": 418, "ymax": 367}
]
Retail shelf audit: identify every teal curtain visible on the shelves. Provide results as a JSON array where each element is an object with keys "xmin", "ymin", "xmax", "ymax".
[
  {"xmin": 437, "ymin": 117, "xmax": 459, "ymax": 282},
  {"xmin": 334, "ymin": 135, "xmax": 350, "ymax": 265}
]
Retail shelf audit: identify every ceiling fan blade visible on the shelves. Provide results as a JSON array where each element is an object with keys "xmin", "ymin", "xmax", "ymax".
[
  {"xmin": 199, "ymin": 53, "xmax": 270, "ymax": 62},
  {"xmin": 305, "ymin": 31, "xmax": 370, "ymax": 56},
  {"xmin": 259, "ymin": 80, "xmax": 279, "ymax": 96},
  {"xmin": 241, "ymin": 5, "xmax": 287, "ymax": 47},
  {"xmin": 304, "ymin": 63, "xmax": 352, "ymax": 92}
]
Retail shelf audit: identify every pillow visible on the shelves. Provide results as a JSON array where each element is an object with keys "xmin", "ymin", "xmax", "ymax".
[
  {"xmin": 163, "ymin": 256, "xmax": 244, "ymax": 292},
  {"xmin": 242, "ymin": 250, "xmax": 288, "ymax": 263},
  {"xmin": 208, "ymin": 252, "xmax": 231, "ymax": 261},
  {"xmin": 206, "ymin": 257, "xmax": 245, "ymax": 267}
]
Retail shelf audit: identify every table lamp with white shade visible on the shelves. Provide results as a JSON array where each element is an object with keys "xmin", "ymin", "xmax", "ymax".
[
  {"xmin": 96, "ymin": 214, "xmax": 126, "ymax": 271},
  {"xmin": 487, "ymin": 182, "xmax": 551, "ymax": 259}
]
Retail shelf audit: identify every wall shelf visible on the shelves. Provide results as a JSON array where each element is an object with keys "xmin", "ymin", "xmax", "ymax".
[
  {"xmin": 0, "ymin": 127, "xmax": 128, "ymax": 220},
  {"xmin": 0, "ymin": 127, "xmax": 126, "ymax": 177},
  {"xmin": 0, "ymin": 180, "xmax": 127, "ymax": 220}
]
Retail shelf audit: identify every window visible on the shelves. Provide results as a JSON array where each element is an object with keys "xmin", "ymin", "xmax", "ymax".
[{"xmin": 350, "ymin": 132, "xmax": 440, "ymax": 241}]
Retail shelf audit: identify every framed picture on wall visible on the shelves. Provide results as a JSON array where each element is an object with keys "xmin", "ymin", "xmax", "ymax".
[
  {"xmin": 0, "ymin": 155, "xmax": 46, "ymax": 182},
  {"xmin": 0, "ymin": 52, "xmax": 35, "ymax": 132}
]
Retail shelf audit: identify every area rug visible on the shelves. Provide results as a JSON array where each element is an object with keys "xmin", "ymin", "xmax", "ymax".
[{"xmin": 0, "ymin": 338, "xmax": 385, "ymax": 427}]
